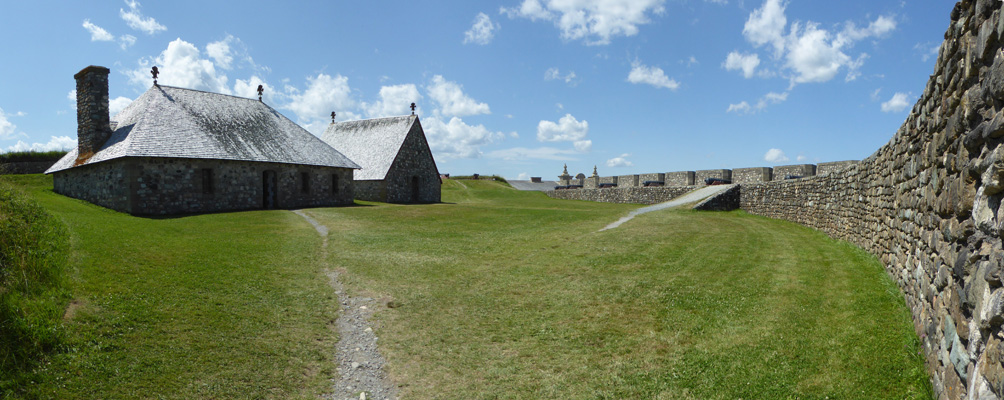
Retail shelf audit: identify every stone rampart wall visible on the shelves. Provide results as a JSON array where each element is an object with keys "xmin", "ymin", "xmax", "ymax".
[
  {"xmin": 545, "ymin": 186, "xmax": 696, "ymax": 204},
  {"xmin": 733, "ymin": 167, "xmax": 772, "ymax": 184}
]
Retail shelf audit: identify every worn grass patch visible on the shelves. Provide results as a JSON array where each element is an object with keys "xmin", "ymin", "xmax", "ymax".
[
  {"xmin": 4, "ymin": 174, "xmax": 339, "ymax": 399},
  {"xmin": 307, "ymin": 179, "xmax": 931, "ymax": 399}
]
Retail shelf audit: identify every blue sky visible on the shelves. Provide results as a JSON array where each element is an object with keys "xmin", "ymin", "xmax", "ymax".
[{"xmin": 0, "ymin": 0, "xmax": 951, "ymax": 180}]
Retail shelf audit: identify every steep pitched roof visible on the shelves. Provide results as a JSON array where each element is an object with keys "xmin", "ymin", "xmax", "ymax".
[
  {"xmin": 47, "ymin": 85, "xmax": 359, "ymax": 173},
  {"xmin": 320, "ymin": 115, "xmax": 418, "ymax": 181}
]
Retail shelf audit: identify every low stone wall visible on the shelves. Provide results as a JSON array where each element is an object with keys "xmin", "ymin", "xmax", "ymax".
[
  {"xmin": 618, "ymin": 174, "xmax": 639, "ymax": 187},
  {"xmin": 817, "ymin": 160, "xmax": 859, "ymax": 176},
  {"xmin": 640, "ymin": 173, "xmax": 664, "ymax": 184},
  {"xmin": 545, "ymin": 186, "xmax": 696, "ymax": 204},
  {"xmin": 733, "ymin": 167, "xmax": 772, "ymax": 184},
  {"xmin": 0, "ymin": 161, "xmax": 58, "ymax": 174},
  {"xmin": 772, "ymin": 164, "xmax": 817, "ymax": 180},
  {"xmin": 696, "ymin": 169, "xmax": 731, "ymax": 184},
  {"xmin": 666, "ymin": 171, "xmax": 695, "ymax": 186}
]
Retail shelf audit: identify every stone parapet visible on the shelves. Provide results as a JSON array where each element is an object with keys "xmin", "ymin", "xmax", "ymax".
[{"xmin": 732, "ymin": 167, "xmax": 772, "ymax": 184}]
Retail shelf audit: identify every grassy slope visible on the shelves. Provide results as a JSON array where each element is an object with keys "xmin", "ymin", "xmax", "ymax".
[
  {"xmin": 4, "ymin": 175, "xmax": 339, "ymax": 399},
  {"xmin": 306, "ymin": 179, "xmax": 930, "ymax": 399}
]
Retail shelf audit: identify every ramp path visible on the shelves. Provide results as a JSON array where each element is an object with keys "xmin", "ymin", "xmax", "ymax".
[
  {"xmin": 599, "ymin": 185, "xmax": 735, "ymax": 232},
  {"xmin": 293, "ymin": 210, "xmax": 398, "ymax": 400}
]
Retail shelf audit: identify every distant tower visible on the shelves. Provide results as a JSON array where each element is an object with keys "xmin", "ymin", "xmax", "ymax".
[{"xmin": 591, "ymin": 165, "xmax": 598, "ymax": 178}]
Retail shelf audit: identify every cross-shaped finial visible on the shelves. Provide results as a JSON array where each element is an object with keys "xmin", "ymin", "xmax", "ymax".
[
  {"xmin": 410, "ymin": 102, "xmax": 416, "ymax": 115},
  {"xmin": 331, "ymin": 111, "xmax": 336, "ymax": 123},
  {"xmin": 257, "ymin": 85, "xmax": 264, "ymax": 102},
  {"xmin": 151, "ymin": 66, "xmax": 159, "ymax": 86}
]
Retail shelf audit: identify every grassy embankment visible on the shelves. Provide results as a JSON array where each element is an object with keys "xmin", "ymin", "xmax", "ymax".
[
  {"xmin": 2, "ymin": 174, "xmax": 339, "ymax": 399},
  {"xmin": 0, "ymin": 178, "xmax": 69, "ymax": 394},
  {"xmin": 4, "ymin": 175, "xmax": 929, "ymax": 398}
]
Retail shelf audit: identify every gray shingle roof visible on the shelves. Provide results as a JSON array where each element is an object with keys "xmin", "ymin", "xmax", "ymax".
[
  {"xmin": 47, "ymin": 85, "xmax": 359, "ymax": 173},
  {"xmin": 321, "ymin": 115, "xmax": 416, "ymax": 181}
]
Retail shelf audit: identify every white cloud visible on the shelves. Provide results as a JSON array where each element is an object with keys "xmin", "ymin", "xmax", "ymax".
[
  {"xmin": 206, "ymin": 36, "xmax": 235, "ymax": 70},
  {"xmin": 606, "ymin": 153, "xmax": 633, "ymax": 168},
  {"xmin": 723, "ymin": 51, "xmax": 760, "ymax": 78},
  {"xmin": 728, "ymin": 91, "xmax": 788, "ymax": 114},
  {"xmin": 119, "ymin": 34, "xmax": 136, "ymax": 50},
  {"xmin": 501, "ymin": 0, "xmax": 666, "ymax": 45},
  {"xmin": 764, "ymin": 148, "xmax": 789, "ymax": 163},
  {"xmin": 686, "ymin": 56, "xmax": 699, "ymax": 67},
  {"xmin": 517, "ymin": 172, "xmax": 529, "ymax": 180},
  {"xmin": 67, "ymin": 90, "xmax": 76, "ymax": 102},
  {"xmin": 727, "ymin": 101, "xmax": 750, "ymax": 114},
  {"xmin": 284, "ymin": 73, "xmax": 356, "ymax": 123},
  {"xmin": 427, "ymin": 75, "xmax": 490, "ymax": 117},
  {"xmin": 109, "ymin": 96, "xmax": 133, "ymax": 116},
  {"xmin": 870, "ymin": 88, "xmax": 882, "ymax": 101},
  {"xmin": 128, "ymin": 38, "xmax": 230, "ymax": 94},
  {"xmin": 796, "ymin": 154, "xmax": 807, "ymax": 162},
  {"xmin": 915, "ymin": 42, "xmax": 940, "ymax": 62},
  {"xmin": 464, "ymin": 12, "xmax": 500, "ymax": 45},
  {"xmin": 544, "ymin": 67, "xmax": 578, "ymax": 84},
  {"xmin": 627, "ymin": 60, "xmax": 679, "ymax": 90},
  {"xmin": 82, "ymin": 20, "xmax": 114, "ymax": 41},
  {"xmin": 422, "ymin": 116, "xmax": 505, "ymax": 159},
  {"xmin": 486, "ymin": 146, "xmax": 582, "ymax": 161},
  {"xmin": 537, "ymin": 113, "xmax": 588, "ymax": 144},
  {"xmin": 881, "ymin": 92, "xmax": 910, "ymax": 113},
  {"xmin": 743, "ymin": 0, "xmax": 787, "ymax": 56},
  {"xmin": 6, "ymin": 136, "xmax": 76, "ymax": 153},
  {"xmin": 740, "ymin": 0, "xmax": 896, "ymax": 86},
  {"xmin": 0, "ymin": 108, "xmax": 17, "ymax": 140},
  {"xmin": 364, "ymin": 84, "xmax": 422, "ymax": 118},
  {"xmin": 784, "ymin": 22, "xmax": 850, "ymax": 84},
  {"xmin": 120, "ymin": 0, "xmax": 166, "ymax": 35}
]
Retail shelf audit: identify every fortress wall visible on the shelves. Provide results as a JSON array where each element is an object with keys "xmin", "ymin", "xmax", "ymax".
[
  {"xmin": 772, "ymin": 164, "xmax": 816, "ymax": 180},
  {"xmin": 740, "ymin": 2, "xmax": 1004, "ymax": 397},
  {"xmin": 733, "ymin": 167, "xmax": 772, "ymax": 184},
  {"xmin": 666, "ymin": 171, "xmax": 695, "ymax": 186},
  {"xmin": 817, "ymin": 160, "xmax": 859, "ymax": 176},
  {"xmin": 695, "ymin": 169, "xmax": 731, "ymax": 184},
  {"xmin": 617, "ymin": 174, "xmax": 639, "ymax": 187},
  {"xmin": 640, "ymin": 173, "xmax": 665, "ymax": 184},
  {"xmin": 546, "ymin": 186, "xmax": 696, "ymax": 204}
]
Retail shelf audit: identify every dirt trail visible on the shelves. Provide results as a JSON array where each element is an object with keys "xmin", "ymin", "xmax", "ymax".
[
  {"xmin": 293, "ymin": 210, "xmax": 398, "ymax": 400},
  {"xmin": 598, "ymin": 185, "xmax": 736, "ymax": 231}
]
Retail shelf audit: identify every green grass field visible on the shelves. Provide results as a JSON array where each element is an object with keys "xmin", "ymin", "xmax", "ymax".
[{"xmin": 4, "ymin": 175, "xmax": 930, "ymax": 399}]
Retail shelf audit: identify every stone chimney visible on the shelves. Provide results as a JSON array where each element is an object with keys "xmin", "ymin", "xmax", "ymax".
[{"xmin": 74, "ymin": 65, "xmax": 111, "ymax": 156}]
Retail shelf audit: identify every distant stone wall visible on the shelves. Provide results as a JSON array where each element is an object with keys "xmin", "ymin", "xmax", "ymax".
[
  {"xmin": 817, "ymin": 160, "xmax": 859, "ymax": 176},
  {"xmin": 695, "ymin": 169, "xmax": 731, "ymax": 184},
  {"xmin": 666, "ymin": 171, "xmax": 695, "ymax": 186},
  {"xmin": 53, "ymin": 157, "xmax": 354, "ymax": 215},
  {"xmin": 545, "ymin": 186, "xmax": 696, "ymax": 204},
  {"xmin": 640, "ymin": 173, "xmax": 664, "ymax": 184},
  {"xmin": 0, "ymin": 161, "xmax": 59, "ymax": 174},
  {"xmin": 694, "ymin": 185, "xmax": 740, "ymax": 211},
  {"xmin": 772, "ymin": 164, "xmax": 816, "ymax": 180},
  {"xmin": 618, "ymin": 174, "xmax": 639, "ymax": 187},
  {"xmin": 732, "ymin": 167, "xmax": 772, "ymax": 184}
]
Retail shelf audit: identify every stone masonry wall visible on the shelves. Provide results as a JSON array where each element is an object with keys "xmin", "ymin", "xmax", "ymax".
[
  {"xmin": 666, "ymin": 171, "xmax": 695, "ymax": 186},
  {"xmin": 545, "ymin": 186, "xmax": 697, "ymax": 204},
  {"xmin": 740, "ymin": 2, "xmax": 1004, "ymax": 398},
  {"xmin": 1, "ymin": 161, "xmax": 59, "ymax": 175},
  {"xmin": 772, "ymin": 164, "xmax": 817, "ymax": 180},
  {"xmin": 618, "ymin": 174, "xmax": 639, "ymax": 187},
  {"xmin": 733, "ymin": 167, "xmax": 772, "ymax": 184},
  {"xmin": 695, "ymin": 169, "xmax": 731, "ymax": 184},
  {"xmin": 54, "ymin": 157, "xmax": 353, "ymax": 215}
]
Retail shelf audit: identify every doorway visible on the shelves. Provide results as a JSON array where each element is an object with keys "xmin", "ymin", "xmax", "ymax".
[
  {"xmin": 411, "ymin": 176, "xmax": 420, "ymax": 203},
  {"xmin": 263, "ymin": 170, "xmax": 277, "ymax": 209}
]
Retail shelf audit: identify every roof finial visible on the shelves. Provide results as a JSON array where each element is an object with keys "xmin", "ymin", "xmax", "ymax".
[
  {"xmin": 331, "ymin": 111, "xmax": 336, "ymax": 123},
  {"xmin": 151, "ymin": 66, "xmax": 159, "ymax": 86},
  {"xmin": 257, "ymin": 85, "xmax": 264, "ymax": 102},
  {"xmin": 410, "ymin": 102, "xmax": 416, "ymax": 115},
  {"xmin": 591, "ymin": 165, "xmax": 598, "ymax": 177}
]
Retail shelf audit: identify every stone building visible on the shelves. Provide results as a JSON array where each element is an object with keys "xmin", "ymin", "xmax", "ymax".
[
  {"xmin": 321, "ymin": 115, "xmax": 441, "ymax": 203},
  {"xmin": 46, "ymin": 65, "xmax": 360, "ymax": 215}
]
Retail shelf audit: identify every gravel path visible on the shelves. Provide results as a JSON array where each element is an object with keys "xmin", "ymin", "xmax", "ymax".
[
  {"xmin": 293, "ymin": 210, "xmax": 398, "ymax": 400},
  {"xmin": 598, "ymin": 185, "xmax": 736, "ymax": 231}
]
